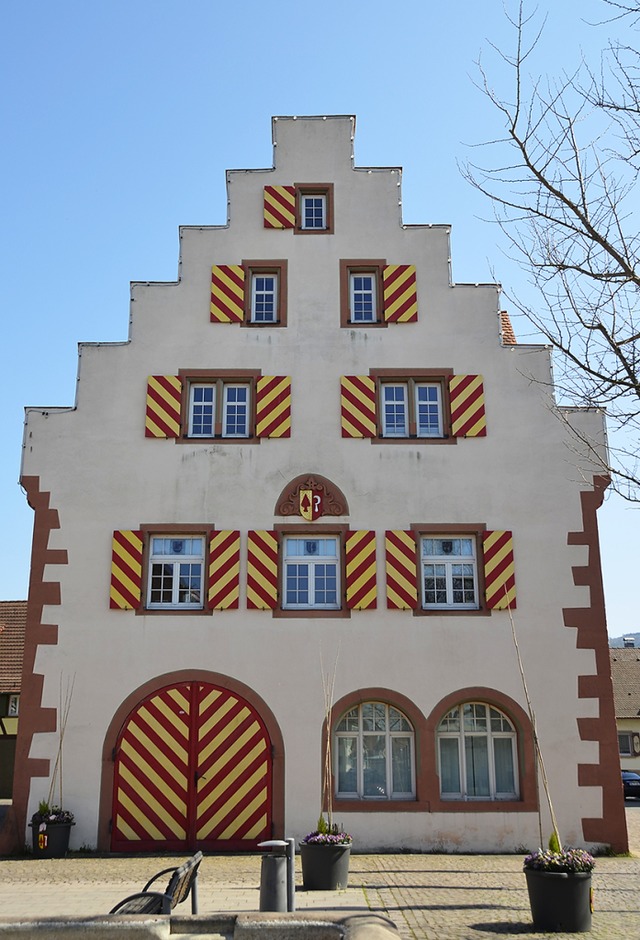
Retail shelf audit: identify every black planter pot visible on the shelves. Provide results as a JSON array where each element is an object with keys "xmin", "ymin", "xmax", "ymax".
[
  {"xmin": 30, "ymin": 822, "xmax": 74, "ymax": 858},
  {"xmin": 525, "ymin": 869, "xmax": 593, "ymax": 932},
  {"xmin": 299, "ymin": 842, "xmax": 351, "ymax": 890}
]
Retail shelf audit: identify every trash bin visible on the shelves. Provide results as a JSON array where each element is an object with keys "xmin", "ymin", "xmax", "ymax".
[{"xmin": 258, "ymin": 838, "xmax": 295, "ymax": 912}]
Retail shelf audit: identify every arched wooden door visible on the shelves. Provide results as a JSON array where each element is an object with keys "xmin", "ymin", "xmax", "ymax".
[{"xmin": 111, "ymin": 681, "xmax": 272, "ymax": 852}]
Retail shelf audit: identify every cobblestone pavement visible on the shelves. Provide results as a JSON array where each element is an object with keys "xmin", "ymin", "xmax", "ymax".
[{"xmin": 0, "ymin": 805, "xmax": 638, "ymax": 939}]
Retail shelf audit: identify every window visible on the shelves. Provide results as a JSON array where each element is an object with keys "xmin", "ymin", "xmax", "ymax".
[
  {"xmin": 381, "ymin": 381, "xmax": 443, "ymax": 438},
  {"xmin": 147, "ymin": 536, "xmax": 204, "ymax": 609},
  {"xmin": 301, "ymin": 194, "xmax": 326, "ymax": 230},
  {"xmin": 295, "ymin": 184, "xmax": 334, "ymax": 234},
  {"xmin": 421, "ymin": 537, "xmax": 479, "ymax": 609},
  {"xmin": 619, "ymin": 732, "xmax": 632, "ymax": 756},
  {"xmin": 222, "ymin": 385, "xmax": 249, "ymax": 437},
  {"xmin": 187, "ymin": 379, "xmax": 251, "ymax": 439},
  {"xmin": 340, "ymin": 261, "xmax": 418, "ymax": 326},
  {"xmin": 437, "ymin": 703, "xmax": 518, "ymax": 800},
  {"xmin": 283, "ymin": 536, "xmax": 340, "ymax": 609},
  {"xmin": 335, "ymin": 702, "xmax": 415, "ymax": 800},
  {"xmin": 340, "ymin": 261, "xmax": 384, "ymax": 326},
  {"xmin": 243, "ymin": 261, "xmax": 287, "ymax": 326},
  {"xmin": 251, "ymin": 273, "xmax": 278, "ymax": 322},
  {"xmin": 350, "ymin": 273, "xmax": 377, "ymax": 323}
]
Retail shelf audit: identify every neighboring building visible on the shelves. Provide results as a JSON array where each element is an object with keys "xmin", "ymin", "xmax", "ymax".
[
  {"xmin": 12, "ymin": 116, "xmax": 627, "ymax": 854},
  {"xmin": 0, "ymin": 601, "xmax": 26, "ymax": 799},
  {"xmin": 610, "ymin": 648, "xmax": 640, "ymax": 771}
]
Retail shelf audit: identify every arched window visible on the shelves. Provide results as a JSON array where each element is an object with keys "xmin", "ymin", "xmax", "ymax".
[
  {"xmin": 437, "ymin": 702, "xmax": 518, "ymax": 800},
  {"xmin": 334, "ymin": 702, "xmax": 415, "ymax": 799}
]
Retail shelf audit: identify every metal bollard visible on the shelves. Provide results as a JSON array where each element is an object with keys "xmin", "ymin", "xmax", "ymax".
[{"xmin": 258, "ymin": 838, "xmax": 295, "ymax": 912}]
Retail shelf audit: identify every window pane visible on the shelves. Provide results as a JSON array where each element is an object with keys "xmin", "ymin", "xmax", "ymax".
[
  {"xmin": 439, "ymin": 738, "xmax": 461, "ymax": 794},
  {"xmin": 494, "ymin": 738, "xmax": 516, "ymax": 793},
  {"xmin": 382, "ymin": 385, "xmax": 408, "ymax": 436},
  {"xmin": 351, "ymin": 274, "xmax": 376, "ymax": 322},
  {"xmin": 338, "ymin": 736, "xmax": 358, "ymax": 793},
  {"xmin": 363, "ymin": 734, "xmax": 387, "ymax": 796},
  {"xmin": 150, "ymin": 563, "xmax": 173, "ymax": 604},
  {"xmin": 337, "ymin": 709, "xmax": 359, "ymax": 732},
  {"xmin": 389, "ymin": 707, "xmax": 411, "ymax": 732},
  {"xmin": 392, "ymin": 737, "xmax": 412, "ymax": 793},
  {"xmin": 491, "ymin": 708, "xmax": 514, "ymax": 733},
  {"xmin": 190, "ymin": 386, "xmax": 214, "ymax": 436},
  {"xmin": 451, "ymin": 564, "xmax": 476, "ymax": 604},
  {"xmin": 302, "ymin": 195, "xmax": 325, "ymax": 229},
  {"xmin": 285, "ymin": 564, "xmax": 308, "ymax": 605},
  {"xmin": 464, "ymin": 703, "xmax": 487, "ymax": 732},
  {"xmin": 416, "ymin": 384, "xmax": 442, "ymax": 436},
  {"xmin": 314, "ymin": 563, "xmax": 337, "ymax": 605},
  {"xmin": 252, "ymin": 275, "xmax": 277, "ymax": 322},
  {"xmin": 223, "ymin": 385, "xmax": 248, "ymax": 437},
  {"xmin": 178, "ymin": 563, "xmax": 201, "ymax": 604},
  {"xmin": 618, "ymin": 733, "xmax": 632, "ymax": 755},
  {"xmin": 362, "ymin": 702, "xmax": 386, "ymax": 731},
  {"xmin": 438, "ymin": 708, "xmax": 461, "ymax": 733},
  {"xmin": 465, "ymin": 736, "xmax": 490, "ymax": 796},
  {"xmin": 424, "ymin": 564, "xmax": 447, "ymax": 605}
]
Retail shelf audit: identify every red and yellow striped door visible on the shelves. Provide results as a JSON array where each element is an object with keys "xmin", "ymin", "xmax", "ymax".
[{"xmin": 111, "ymin": 682, "xmax": 272, "ymax": 851}]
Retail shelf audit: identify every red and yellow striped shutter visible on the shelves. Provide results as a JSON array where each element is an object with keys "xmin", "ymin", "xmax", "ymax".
[
  {"xmin": 263, "ymin": 185, "xmax": 296, "ymax": 229},
  {"xmin": 385, "ymin": 530, "xmax": 419, "ymax": 610},
  {"xmin": 247, "ymin": 530, "xmax": 279, "ymax": 610},
  {"xmin": 341, "ymin": 376, "xmax": 377, "ymax": 438},
  {"xmin": 382, "ymin": 265, "xmax": 418, "ymax": 323},
  {"xmin": 210, "ymin": 265, "xmax": 245, "ymax": 323},
  {"xmin": 483, "ymin": 530, "xmax": 516, "ymax": 610},
  {"xmin": 145, "ymin": 375, "xmax": 182, "ymax": 438},
  {"xmin": 449, "ymin": 375, "xmax": 487, "ymax": 437},
  {"xmin": 208, "ymin": 530, "xmax": 240, "ymax": 610},
  {"xmin": 110, "ymin": 530, "xmax": 143, "ymax": 610},
  {"xmin": 255, "ymin": 376, "xmax": 291, "ymax": 438},
  {"xmin": 345, "ymin": 530, "xmax": 377, "ymax": 610}
]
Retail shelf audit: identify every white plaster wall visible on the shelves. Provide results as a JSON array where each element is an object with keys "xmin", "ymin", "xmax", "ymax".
[{"xmin": 22, "ymin": 116, "xmax": 609, "ymax": 852}]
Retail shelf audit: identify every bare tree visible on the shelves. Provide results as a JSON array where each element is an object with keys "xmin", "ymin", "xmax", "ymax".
[{"xmin": 463, "ymin": 0, "xmax": 640, "ymax": 499}]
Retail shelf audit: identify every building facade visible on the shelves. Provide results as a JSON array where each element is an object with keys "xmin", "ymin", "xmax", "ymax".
[
  {"xmin": 0, "ymin": 601, "xmax": 26, "ymax": 802},
  {"xmin": 13, "ymin": 116, "xmax": 627, "ymax": 854},
  {"xmin": 610, "ymin": 648, "xmax": 640, "ymax": 772}
]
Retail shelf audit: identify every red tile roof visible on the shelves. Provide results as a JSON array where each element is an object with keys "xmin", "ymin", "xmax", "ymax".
[
  {"xmin": 609, "ymin": 648, "xmax": 640, "ymax": 718},
  {"xmin": 500, "ymin": 311, "xmax": 517, "ymax": 345},
  {"xmin": 0, "ymin": 601, "xmax": 27, "ymax": 694}
]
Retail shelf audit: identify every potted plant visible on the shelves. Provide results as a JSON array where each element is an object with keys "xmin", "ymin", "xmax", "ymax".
[
  {"xmin": 29, "ymin": 676, "xmax": 76, "ymax": 858},
  {"xmin": 523, "ymin": 837, "xmax": 595, "ymax": 933},
  {"xmin": 29, "ymin": 800, "xmax": 75, "ymax": 858},
  {"xmin": 299, "ymin": 649, "xmax": 352, "ymax": 890},
  {"xmin": 299, "ymin": 815, "xmax": 352, "ymax": 890}
]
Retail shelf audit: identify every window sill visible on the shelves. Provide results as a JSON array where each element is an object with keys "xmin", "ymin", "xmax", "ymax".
[
  {"xmin": 430, "ymin": 797, "xmax": 531, "ymax": 813},
  {"xmin": 136, "ymin": 607, "xmax": 213, "ymax": 616},
  {"xmin": 332, "ymin": 798, "xmax": 427, "ymax": 813},
  {"xmin": 371, "ymin": 436, "xmax": 456, "ymax": 445},
  {"xmin": 273, "ymin": 608, "xmax": 351, "ymax": 620},
  {"xmin": 176, "ymin": 436, "xmax": 260, "ymax": 445},
  {"xmin": 413, "ymin": 606, "xmax": 490, "ymax": 617}
]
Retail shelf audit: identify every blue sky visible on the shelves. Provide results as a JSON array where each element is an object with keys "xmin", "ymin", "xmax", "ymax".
[{"xmin": 1, "ymin": 0, "xmax": 636, "ymax": 636}]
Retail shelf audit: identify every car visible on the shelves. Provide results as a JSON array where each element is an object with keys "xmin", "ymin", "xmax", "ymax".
[{"xmin": 622, "ymin": 770, "xmax": 640, "ymax": 799}]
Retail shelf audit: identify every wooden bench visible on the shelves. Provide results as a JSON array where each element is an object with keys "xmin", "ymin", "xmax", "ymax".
[{"xmin": 109, "ymin": 851, "xmax": 203, "ymax": 915}]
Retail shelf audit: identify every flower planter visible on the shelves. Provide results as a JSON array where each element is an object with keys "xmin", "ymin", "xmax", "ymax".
[
  {"xmin": 525, "ymin": 869, "xmax": 593, "ymax": 932},
  {"xmin": 30, "ymin": 822, "xmax": 74, "ymax": 859},
  {"xmin": 299, "ymin": 842, "xmax": 351, "ymax": 890}
]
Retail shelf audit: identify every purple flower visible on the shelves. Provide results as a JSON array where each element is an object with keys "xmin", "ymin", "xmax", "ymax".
[
  {"xmin": 302, "ymin": 829, "xmax": 352, "ymax": 845},
  {"xmin": 523, "ymin": 847, "xmax": 595, "ymax": 873}
]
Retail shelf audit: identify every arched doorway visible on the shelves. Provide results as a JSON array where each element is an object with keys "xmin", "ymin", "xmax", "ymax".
[{"xmin": 110, "ymin": 680, "xmax": 273, "ymax": 852}]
